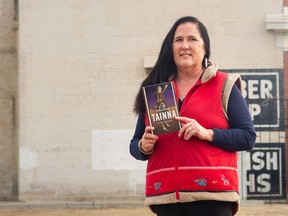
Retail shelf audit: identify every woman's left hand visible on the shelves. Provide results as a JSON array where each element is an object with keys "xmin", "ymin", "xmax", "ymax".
[{"xmin": 175, "ymin": 116, "xmax": 214, "ymax": 141}]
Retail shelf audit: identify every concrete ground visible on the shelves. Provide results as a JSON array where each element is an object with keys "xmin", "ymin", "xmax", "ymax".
[{"xmin": 0, "ymin": 200, "xmax": 287, "ymax": 216}]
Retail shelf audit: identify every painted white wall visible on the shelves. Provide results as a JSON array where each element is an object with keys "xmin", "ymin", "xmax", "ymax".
[{"xmin": 18, "ymin": 0, "xmax": 283, "ymax": 200}]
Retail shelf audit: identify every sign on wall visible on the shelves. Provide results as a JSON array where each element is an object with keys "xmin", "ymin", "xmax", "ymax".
[
  {"xmin": 225, "ymin": 69, "xmax": 286, "ymax": 200},
  {"xmin": 243, "ymin": 143, "xmax": 286, "ymax": 199},
  {"xmin": 228, "ymin": 69, "xmax": 285, "ymax": 131},
  {"xmin": 242, "ymin": 73, "xmax": 279, "ymax": 128}
]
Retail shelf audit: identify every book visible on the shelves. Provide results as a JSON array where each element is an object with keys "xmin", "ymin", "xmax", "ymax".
[{"xmin": 143, "ymin": 82, "xmax": 181, "ymax": 135}]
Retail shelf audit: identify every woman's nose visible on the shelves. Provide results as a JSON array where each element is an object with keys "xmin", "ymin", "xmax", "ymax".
[{"xmin": 181, "ymin": 41, "xmax": 190, "ymax": 50}]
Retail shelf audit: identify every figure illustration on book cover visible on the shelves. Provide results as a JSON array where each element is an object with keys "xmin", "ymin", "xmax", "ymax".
[
  {"xmin": 154, "ymin": 84, "xmax": 170, "ymax": 131},
  {"xmin": 144, "ymin": 82, "xmax": 181, "ymax": 134}
]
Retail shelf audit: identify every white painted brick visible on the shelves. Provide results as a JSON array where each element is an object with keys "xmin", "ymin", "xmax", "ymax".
[{"xmin": 18, "ymin": 0, "xmax": 283, "ymax": 199}]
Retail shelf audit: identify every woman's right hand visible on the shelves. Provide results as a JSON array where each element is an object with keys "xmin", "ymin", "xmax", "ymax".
[{"xmin": 140, "ymin": 126, "xmax": 158, "ymax": 153}]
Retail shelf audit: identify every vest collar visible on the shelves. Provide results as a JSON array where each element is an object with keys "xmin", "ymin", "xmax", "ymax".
[{"xmin": 201, "ymin": 60, "xmax": 218, "ymax": 83}]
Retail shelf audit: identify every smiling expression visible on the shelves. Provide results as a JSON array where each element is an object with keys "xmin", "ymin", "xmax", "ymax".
[{"xmin": 173, "ymin": 22, "xmax": 206, "ymax": 72}]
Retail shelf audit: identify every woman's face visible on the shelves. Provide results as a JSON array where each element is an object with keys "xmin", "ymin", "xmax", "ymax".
[{"xmin": 172, "ymin": 22, "xmax": 206, "ymax": 71}]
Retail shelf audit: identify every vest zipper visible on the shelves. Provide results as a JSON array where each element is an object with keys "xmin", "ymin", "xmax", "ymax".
[{"xmin": 175, "ymin": 133, "xmax": 180, "ymax": 202}]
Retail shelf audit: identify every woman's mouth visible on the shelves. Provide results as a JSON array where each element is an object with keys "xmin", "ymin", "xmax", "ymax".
[{"xmin": 180, "ymin": 53, "xmax": 192, "ymax": 56}]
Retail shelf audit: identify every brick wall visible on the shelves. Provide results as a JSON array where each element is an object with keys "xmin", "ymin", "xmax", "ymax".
[
  {"xmin": 284, "ymin": 51, "xmax": 288, "ymax": 198},
  {"xmin": 18, "ymin": 0, "xmax": 283, "ymax": 200},
  {"xmin": 0, "ymin": 0, "xmax": 18, "ymax": 200},
  {"xmin": 282, "ymin": 0, "xmax": 288, "ymax": 199}
]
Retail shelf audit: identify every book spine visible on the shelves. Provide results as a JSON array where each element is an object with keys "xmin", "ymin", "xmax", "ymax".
[{"xmin": 142, "ymin": 87, "xmax": 153, "ymax": 134}]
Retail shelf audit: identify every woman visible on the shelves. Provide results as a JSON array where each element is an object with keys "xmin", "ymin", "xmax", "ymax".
[{"xmin": 130, "ymin": 16, "xmax": 256, "ymax": 216}]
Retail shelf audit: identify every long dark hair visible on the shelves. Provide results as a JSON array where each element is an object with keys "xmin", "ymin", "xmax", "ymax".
[{"xmin": 133, "ymin": 16, "xmax": 210, "ymax": 114}]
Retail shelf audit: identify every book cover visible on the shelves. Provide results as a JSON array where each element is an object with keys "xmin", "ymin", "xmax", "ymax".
[{"xmin": 143, "ymin": 82, "xmax": 181, "ymax": 135}]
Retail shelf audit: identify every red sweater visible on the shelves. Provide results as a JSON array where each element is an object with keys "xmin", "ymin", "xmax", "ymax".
[{"xmin": 145, "ymin": 72, "xmax": 238, "ymax": 202}]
